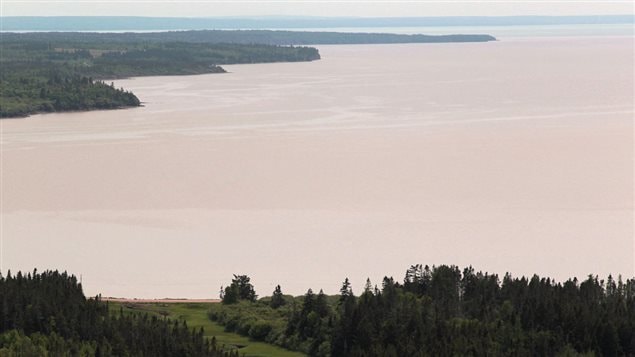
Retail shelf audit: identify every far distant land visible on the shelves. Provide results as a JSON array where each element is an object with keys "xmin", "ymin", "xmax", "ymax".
[{"xmin": 1, "ymin": 15, "xmax": 633, "ymax": 31}]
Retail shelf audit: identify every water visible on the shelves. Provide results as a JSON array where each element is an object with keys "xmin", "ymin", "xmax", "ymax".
[{"xmin": 1, "ymin": 37, "xmax": 633, "ymax": 298}]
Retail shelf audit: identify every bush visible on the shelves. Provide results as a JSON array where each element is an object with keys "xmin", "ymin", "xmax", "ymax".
[{"xmin": 248, "ymin": 321, "xmax": 273, "ymax": 340}]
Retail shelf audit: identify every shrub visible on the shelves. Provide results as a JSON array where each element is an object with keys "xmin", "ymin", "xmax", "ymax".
[{"xmin": 248, "ymin": 321, "xmax": 273, "ymax": 340}]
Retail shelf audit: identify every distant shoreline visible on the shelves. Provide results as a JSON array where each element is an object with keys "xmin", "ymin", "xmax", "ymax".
[{"xmin": 103, "ymin": 297, "xmax": 220, "ymax": 303}]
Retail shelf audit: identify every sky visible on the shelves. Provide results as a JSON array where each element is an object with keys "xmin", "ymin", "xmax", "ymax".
[{"xmin": 1, "ymin": 0, "xmax": 633, "ymax": 17}]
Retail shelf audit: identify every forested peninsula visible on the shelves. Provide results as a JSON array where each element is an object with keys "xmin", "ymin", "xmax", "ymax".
[
  {"xmin": 0, "ymin": 30, "xmax": 495, "ymax": 118},
  {"xmin": 1, "ymin": 266, "xmax": 633, "ymax": 356},
  {"xmin": 0, "ymin": 35, "xmax": 320, "ymax": 118},
  {"xmin": 3, "ymin": 30, "xmax": 496, "ymax": 46}
]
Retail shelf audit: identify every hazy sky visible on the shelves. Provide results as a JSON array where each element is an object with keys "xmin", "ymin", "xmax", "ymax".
[{"xmin": 2, "ymin": 0, "xmax": 633, "ymax": 17}]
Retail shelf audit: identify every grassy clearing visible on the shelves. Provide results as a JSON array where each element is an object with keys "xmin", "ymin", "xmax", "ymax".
[{"xmin": 109, "ymin": 302, "xmax": 305, "ymax": 357}]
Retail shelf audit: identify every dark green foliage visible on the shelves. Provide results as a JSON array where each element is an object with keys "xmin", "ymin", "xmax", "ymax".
[
  {"xmin": 271, "ymin": 285, "xmax": 287, "ymax": 309},
  {"xmin": 209, "ymin": 265, "xmax": 635, "ymax": 357},
  {"xmin": 208, "ymin": 300, "xmax": 290, "ymax": 344},
  {"xmin": 0, "ymin": 73, "xmax": 140, "ymax": 118},
  {"xmin": 0, "ymin": 34, "xmax": 320, "ymax": 118},
  {"xmin": 0, "ymin": 330, "xmax": 99, "ymax": 356},
  {"xmin": 0, "ymin": 43, "xmax": 142, "ymax": 118},
  {"xmin": 0, "ymin": 270, "xmax": 237, "ymax": 357},
  {"xmin": 222, "ymin": 275, "xmax": 258, "ymax": 304}
]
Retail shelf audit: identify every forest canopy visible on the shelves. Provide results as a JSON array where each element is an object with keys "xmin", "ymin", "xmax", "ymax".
[
  {"xmin": 2, "ymin": 266, "xmax": 633, "ymax": 356},
  {"xmin": 210, "ymin": 265, "xmax": 635, "ymax": 357},
  {"xmin": 0, "ymin": 270, "xmax": 239, "ymax": 357}
]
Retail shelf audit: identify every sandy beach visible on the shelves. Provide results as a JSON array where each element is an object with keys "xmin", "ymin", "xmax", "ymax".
[{"xmin": 1, "ymin": 37, "xmax": 633, "ymax": 298}]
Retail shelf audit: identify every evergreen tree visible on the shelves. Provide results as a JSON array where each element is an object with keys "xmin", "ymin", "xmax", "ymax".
[
  {"xmin": 0, "ymin": 270, "xmax": 232, "ymax": 356},
  {"xmin": 221, "ymin": 274, "xmax": 256, "ymax": 304},
  {"xmin": 315, "ymin": 289, "xmax": 329, "ymax": 318},
  {"xmin": 339, "ymin": 278, "xmax": 353, "ymax": 304},
  {"xmin": 270, "ymin": 285, "xmax": 286, "ymax": 308}
]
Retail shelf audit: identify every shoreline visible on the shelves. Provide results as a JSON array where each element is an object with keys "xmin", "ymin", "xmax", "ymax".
[
  {"xmin": 102, "ymin": 297, "xmax": 220, "ymax": 303},
  {"xmin": 0, "ymin": 103, "xmax": 145, "ymax": 120}
]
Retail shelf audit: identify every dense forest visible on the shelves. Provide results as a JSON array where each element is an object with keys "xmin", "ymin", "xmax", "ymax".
[
  {"xmin": 210, "ymin": 266, "xmax": 635, "ymax": 356},
  {"xmin": 0, "ymin": 35, "xmax": 320, "ymax": 118},
  {"xmin": 0, "ymin": 74, "xmax": 141, "ymax": 119},
  {"xmin": 0, "ymin": 270, "xmax": 240, "ymax": 356}
]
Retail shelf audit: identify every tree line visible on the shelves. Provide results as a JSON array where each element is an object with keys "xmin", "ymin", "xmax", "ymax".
[
  {"xmin": 0, "ymin": 270, "xmax": 238, "ymax": 356},
  {"xmin": 1, "ymin": 74, "xmax": 140, "ymax": 118},
  {"xmin": 2, "ymin": 30, "xmax": 496, "ymax": 46},
  {"xmin": 3, "ymin": 266, "xmax": 632, "ymax": 356},
  {"xmin": 211, "ymin": 265, "xmax": 635, "ymax": 356}
]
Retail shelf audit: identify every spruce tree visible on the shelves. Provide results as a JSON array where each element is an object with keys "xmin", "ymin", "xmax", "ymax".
[{"xmin": 270, "ymin": 285, "xmax": 286, "ymax": 308}]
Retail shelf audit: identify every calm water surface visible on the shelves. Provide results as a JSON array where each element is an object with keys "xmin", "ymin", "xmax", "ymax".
[{"xmin": 1, "ymin": 36, "xmax": 633, "ymax": 298}]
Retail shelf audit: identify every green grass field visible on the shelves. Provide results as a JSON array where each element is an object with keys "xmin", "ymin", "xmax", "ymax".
[{"xmin": 109, "ymin": 302, "xmax": 305, "ymax": 357}]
